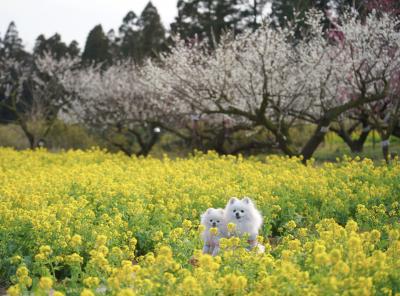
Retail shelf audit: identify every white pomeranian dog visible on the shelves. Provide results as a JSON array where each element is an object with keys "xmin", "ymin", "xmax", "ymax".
[
  {"xmin": 224, "ymin": 197, "xmax": 264, "ymax": 252},
  {"xmin": 200, "ymin": 208, "xmax": 227, "ymax": 256}
]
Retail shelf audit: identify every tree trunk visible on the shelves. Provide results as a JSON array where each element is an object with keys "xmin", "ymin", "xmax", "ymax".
[
  {"xmin": 276, "ymin": 134, "xmax": 298, "ymax": 157},
  {"xmin": 300, "ymin": 92, "xmax": 388, "ymax": 162},
  {"xmin": 381, "ymin": 137, "xmax": 390, "ymax": 164},
  {"xmin": 336, "ymin": 127, "xmax": 370, "ymax": 153},
  {"xmin": 393, "ymin": 125, "xmax": 400, "ymax": 138},
  {"xmin": 300, "ymin": 122, "xmax": 330, "ymax": 163},
  {"xmin": 18, "ymin": 121, "xmax": 35, "ymax": 149},
  {"xmin": 353, "ymin": 128, "xmax": 370, "ymax": 152},
  {"xmin": 137, "ymin": 125, "xmax": 160, "ymax": 157}
]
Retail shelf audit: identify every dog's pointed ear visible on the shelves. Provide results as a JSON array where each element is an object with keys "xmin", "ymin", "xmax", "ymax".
[
  {"xmin": 243, "ymin": 197, "xmax": 252, "ymax": 204},
  {"xmin": 207, "ymin": 208, "xmax": 214, "ymax": 214},
  {"xmin": 229, "ymin": 197, "xmax": 238, "ymax": 205},
  {"xmin": 219, "ymin": 208, "xmax": 224, "ymax": 215}
]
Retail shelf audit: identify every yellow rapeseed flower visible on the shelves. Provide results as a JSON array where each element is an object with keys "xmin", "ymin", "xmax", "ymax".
[
  {"xmin": 70, "ymin": 234, "xmax": 83, "ymax": 248},
  {"xmin": 181, "ymin": 276, "xmax": 202, "ymax": 296},
  {"xmin": 182, "ymin": 219, "xmax": 192, "ymax": 229},
  {"xmin": 227, "ymin": 222, "xmax": 236, "ymax": 233},
  {"xmin": 10, "ymin": 255, "xmax": 22, "ymax": 265},
  {"xmin": 153, "ymin": 230, "xmax": 164, "ymax": 241},
  {"xmin": 39, "ymin": 277, "xmax": 53, "ymax": 290},
  {"xmin": 83, "ymin": 277, "xmax": 100, "ymax": 288},
  {"xmin": 117, "ymin": 288, "xmax": 135, "ymax": 296},
  {"xmin": 80, "ymin": 289, "xmax": 95, "ymax": 296},
  {"xmin": 220, "ymin": 274, "xmax": 247, "ymax": 294},
  {"xmin": 210, "ymin": 227, "xmax": 218, "ymax": 236},
  {"xmin": 7, "ymin": 285, "xmax": 20, "ymax": 296},
  {"xmin": 16, "ymin": 266, "xmax": 29, "ymax": 278},
  {"xmin": 286, "ymin": 220, "xmax": 297, "ymax": 231},
  {"xmin": 96, "ymin": 235, "xmax": 108, "ymax": 247}
]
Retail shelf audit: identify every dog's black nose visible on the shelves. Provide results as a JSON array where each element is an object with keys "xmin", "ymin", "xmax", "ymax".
[
  {"xmin": 236, "ymin": 213, "xmax": 240, "ymax": 219},
  {"xmin": 212, "ymin": 222, "xmax": 216, "ymax": 227}
]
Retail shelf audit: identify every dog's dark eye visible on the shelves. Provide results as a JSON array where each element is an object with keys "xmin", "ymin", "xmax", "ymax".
[
  {"xmin": 217, "ymin": 220, "xmax": 220, "ymax": 223},
  {"xmin": 241, "ymin": 210, "xmax": 244, "ymax": 213},
  {"xmin": 233, "ymin": 210, "xmax": 236, "ymax": 213},
  {"xmin": 210, "ymin": 219, "xmax": 213, "ymax": 222}
]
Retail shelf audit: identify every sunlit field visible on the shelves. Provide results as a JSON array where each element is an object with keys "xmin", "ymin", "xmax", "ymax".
[
  {"xmin": 1, "ymin": 0, "xmax": 400, "ymax": 295},
  {"xmin": 1, "ymin": 148, "xmax": 399, "ymax": 295}
]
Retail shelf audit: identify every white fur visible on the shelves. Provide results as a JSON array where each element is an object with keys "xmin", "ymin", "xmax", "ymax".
[
  {"xmin": 224, "ymin": 197, "xmax": 263, "ymax": 249},
  {"xmin": 200, "ymin": 208, "xmax": 227, "ymax": 256}
]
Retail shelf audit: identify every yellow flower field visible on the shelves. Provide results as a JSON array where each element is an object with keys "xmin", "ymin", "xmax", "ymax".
[{"xmin": 0, "ymin": 148, "xmax": 399, "ymax": 295}]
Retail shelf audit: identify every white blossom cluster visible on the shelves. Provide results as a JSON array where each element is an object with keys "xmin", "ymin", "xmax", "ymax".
[{"xmin": 146, "ymin": 11, "xmax": 399, "ymax": 122}]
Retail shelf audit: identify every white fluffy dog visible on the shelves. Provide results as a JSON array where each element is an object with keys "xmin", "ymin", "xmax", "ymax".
[
  {"xmin": 200, "ymin": 208, "xmax": 227, "ymax": 256},
  {"xmin": 224, "ymin": 197, "xmax": 263, "ymax": 250}
]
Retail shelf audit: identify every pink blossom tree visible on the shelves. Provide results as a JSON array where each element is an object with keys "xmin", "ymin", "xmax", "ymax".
[{"xmin": 326, "ymin": 11, "xmax": 400, "ymax": 160}]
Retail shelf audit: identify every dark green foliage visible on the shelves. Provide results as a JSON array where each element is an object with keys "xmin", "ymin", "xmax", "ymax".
[
  {"xmin": 82, "ymin": 25, "xmax": 110, "ymax": 64},
  {"xmin": 68, "ymin": 41, "xmax": 80, "ymax": 58},
  {"xmin": 118, "ymin": 2, "xmax": 166, "ymax": 63},
  {"xmin": 171, "ymin": 0, "xmax": 241, "ymax": 47},
  {"xmin": 119, "ymin": 11, "xmax": 141, "ymax": 61},
  {"xmin": 107, "ymin": 29, "xmax": 121, "ymax": 62},
  {"xmin": 34, "ymin": 34, "xmax": 80, "ymax": 60},
  {"xmin": 1, "ymin": 21, "xmax": 26, "ymax": 60},
  {"xmin": 171, "ymin": 0, "xmax": 272, "ymax": 46},
  {"xmin": 139, "ymin": 2, "xmax": 166, "ymax": 60},
  {"xmin": 0, "ymin": 22, "xmax": 29, "ymax": 123}
]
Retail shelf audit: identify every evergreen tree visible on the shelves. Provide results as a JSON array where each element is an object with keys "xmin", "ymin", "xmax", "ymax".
[
  {"xmin": 107, "ymin": 29, "xmax": 121, "ymax": 61},
  {"xmin": 138, "ymin": 1, "xmax": 166, "ymax": 60},
  {"xmin": 119, "ymin": 11, "xmax": 141, "ymax": 61},
  {"xmin": 0, "ymin": 22, "xmax": 29, "ymax": 122},
  {"xmin": 68, "ymin": 40, "xmax": 80, "ymax": 57},
  {"xmin": 2, "ymin": 21, "xmax": 25, "ymax": 59},
  {"xmin": 34, "ymin": 34, "xmax": 80, "ymax": 59},
  {"xmin": 118, "ymin": 3, "xmax": 166, "ymax": 63},
  {"xmin": 0, "ymin": 35, "xmax": 3, "ymax": 56},
  {"xmin": 82, "ymin": 25, "xmax": 110, "ymax": 64},
  {"xmin": 171, "ymin": 0, "xmax": 241, "ymax": 47},
  {"xmin": 119, "ymin": 11, "xmax": 140, "ymax": 36}
]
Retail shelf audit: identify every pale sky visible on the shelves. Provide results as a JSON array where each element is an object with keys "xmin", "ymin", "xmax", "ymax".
[{"xmin": 0, "ymin": 0, "xmax": 178, "ymax": 51}]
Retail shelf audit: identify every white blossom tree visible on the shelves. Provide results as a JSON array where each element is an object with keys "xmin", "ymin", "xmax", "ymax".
[
  {"xmin": 0, "ymin": 54, "xmax": 78, "ymax": 148},
  {"xmin": 325, "ymin": 11, "xmax": 400, "ymax": 160},
  {"xmin": 360, "ymin": 72, "xmax": 400, "ymax": 162},
  {"xmin": 145, "ymin": 10, "xmax": 400, "ymax": 161},
  {"xmin": 145, "ymin": 13, "xmax": 321, "ymax": 158},
  {"xmin": 67, "ymin": 61, "xmax": 174, "ymax": 156}
]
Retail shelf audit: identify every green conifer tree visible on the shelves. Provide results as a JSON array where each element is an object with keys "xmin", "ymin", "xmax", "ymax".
[{"xmin": 82, "ymin": 25, "xmax": 110, "ymax": 64}]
